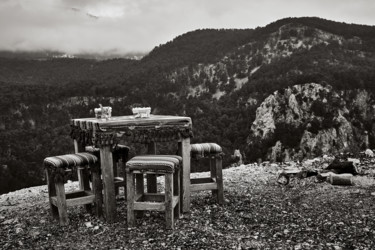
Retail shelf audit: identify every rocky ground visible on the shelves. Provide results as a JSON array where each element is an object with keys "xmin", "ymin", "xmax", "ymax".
[{"xmin": 1, "ymin": 156, "xmax": 375, "ymax": 249}]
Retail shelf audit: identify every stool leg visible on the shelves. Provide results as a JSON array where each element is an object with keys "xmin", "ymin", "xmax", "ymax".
[
  {"xmin": 55, "ymin": 180, "xmax": 68, "ymax": 226},
  {"xmin": 74, "ymin": 139, "xmax": 86, "ymax": 190},
  {"xmin": 81, "ymin": 165, "xmax": 92, "ymax": 213},
  {"xmin": 126, "ymin": 171, "xmax": 135, "ymax": 227},
  {"xmin": 210, "ymin": 156, "xmax": 218, "ymax": 198},
  {"xmin": 173, "ymin": 169, "xmax": 180, "ymax": 220},
  {"xmin": 113, "ymin": 157, "xmax": 120, "ymax": 196},
  {"xmin": 165, "ymin": 173, "xmax": 174, "ymax": 229},
  {"xmin": 135, "ymin": 173, "xmax": 144, "ymax": 218},
  {"xmin": 45, "ymin": 169, "xmax": 59, "ymax": 220},
  {"xmin": 216, "ymin": 156, "xmax": 224, "ymax": 204},
  {"xmin": 120, "ymin": 160, "xmax": 127, "ymax": 199}
]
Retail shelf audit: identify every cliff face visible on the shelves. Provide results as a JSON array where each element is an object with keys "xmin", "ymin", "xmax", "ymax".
[{"xmin": 247, "ymin": 83, "xmax": 375, "ymax": 161}]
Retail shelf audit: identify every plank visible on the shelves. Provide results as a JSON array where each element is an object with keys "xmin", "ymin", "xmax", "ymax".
[
  {"xmin": 178, "ymin": 138, "xmax": 191, "ymax": 213},
  {"xmin": 215, "ymin": 156, "xmax": 224, "ymax": 204},
  {"xmin": 174, "ymin": 170, "xmax": 181, "ymax": 219},
  {"xmin": 210, "ymin": 156, "xmax": 218, "ymax": 198},
  {"xmin": 92, "ymin": 166, "xmax": 103, "ymax": 217},
  {"xmin": 55, "ymin": 181, "xmax": 68, "ymax": 226},
  {"xmin": 126, "ymin": 172, "xmax": 135, "ymax": 226},
  {"xmin": 165, "ymin": 173, "xmax": 173, "ymax": 229},
  {"xmin": 45, "ymin": 169, "xmax": 59, "ymax": 219},
  {"xmin": 191, "ymin": 182, "xmax": 218, "ymax": 192},
  {"xmin": 100, "ymin": 145, "xmax": 117, "ymax": 223}
]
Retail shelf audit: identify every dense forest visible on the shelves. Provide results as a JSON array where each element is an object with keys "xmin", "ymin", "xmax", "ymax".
[{"xmin": 1, "ymin": 17, "xmax": 375, "ymax": 194}]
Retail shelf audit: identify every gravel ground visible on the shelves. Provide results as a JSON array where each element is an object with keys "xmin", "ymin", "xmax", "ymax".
[{"xmin": 1, "ymin": 162, "xmax": 375, "ymax": 249}]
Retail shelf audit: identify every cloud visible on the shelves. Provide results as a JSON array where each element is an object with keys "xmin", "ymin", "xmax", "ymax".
[{"xmin": 0, "ymin": 0, "xmax": 373, "ymax": 55}]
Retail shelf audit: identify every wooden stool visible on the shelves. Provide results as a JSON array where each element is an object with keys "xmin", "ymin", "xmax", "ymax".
[
  {"xmin": 190, "ymin": 143, "xmax": 224, "ymax": 204},
  {"xmin": 44, "ymin": 152, "xmax": 103, "ymax": 226},
  {"xmin": 85, "ymin": 144, "xmax": 130, "ymax": 197},
  {"xmin": 126, "ymin": 155, "xmax": 181, "ymax": 229}
]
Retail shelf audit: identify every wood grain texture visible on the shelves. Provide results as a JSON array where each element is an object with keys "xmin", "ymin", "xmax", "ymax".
[
  {"xmin": 100, "ymin": 145, "xmax": 117, "ymax": 223},
  {"xmin": 179, "ymin": 138, "xmax": 191, "ymax": 213}
]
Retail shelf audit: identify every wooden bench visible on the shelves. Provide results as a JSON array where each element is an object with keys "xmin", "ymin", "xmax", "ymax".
[
  {"xmin": 190, "ymin": 143, "xmax": 224, "ymax": 204},
  {"xmin": 126, "ymin": 155, "xmax": 181, "ymax": 229},
  {"xmin": 44, "ymin": 152, "xmax": 103, "ymax": 226}
]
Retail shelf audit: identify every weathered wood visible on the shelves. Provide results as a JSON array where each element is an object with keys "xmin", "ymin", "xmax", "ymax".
[
  {"xmin": 126, "ymin": 171, "xmax": 135, "ymax": 227},
  {"xmin": 113, "ymin": 156, "xmax": 119, "ymax": 196},
  {"xmin": 134, "ymin": 201, "xmax": 165, "ymax": 211},
  {"xmin": 119, "ymin": 159, "xmax": 127, "ymax": 200},
  {"xmin": 132, "ymin": 196, "xmax": 179, "ymax": 211},
  {"xmin": 74, "ymin": 139, "xmax": 86, "ymax": 190},
  {"xmin": 73, "ymin": 115, "xmax": 192, "ymax": 128},
  {"xmin": 174, "ymin": 169, "xmax": 180, "ymax": 219},
  {"xmin": 72, "ymin": 115, "xmax": 192, "ymax": 223},
  {"xmin": 50, "ymin": 192, "xmax": 95, "ymax": 209},
  {"xmin": 65, "ymin": 195, "xmax": 95, "ymax": 207},
  {"xmin": 127, "ymin": 170, "xmax": 179, "ymax": 222},
  {"xmin": 191, "ymin": 177, "xmax": 215, "ymax": 184},
  {"xmin": 92, "ymin": 164, "xmax": 103, "ymax": 218},
  {"xmin": 165, "ymin": 173, "xmax": 174, "ymax": 229},
  {"xmin": 100, "ymin": 145, "xmax": 117, "ymax": 223},
  {"xmin": 54, "ymin": 180, "xmax": 68, "ymax": 226},
  {"xmin": 45, "ymin": 169, "xmax": 59, "ymax": 219},
  {"xmin": 127, "ymin": 166, "xmax": 180, "ymax": 229},
  {"xmin": 210, "ymin": 156, "xmax": 218, "ymax": 197},
  {"xmin": 146, "ymin": 142, "xmax": 157, "ymax": 193},
  {"xmin": 189, "ymin": 152, "xmax": 224, "ymax": 204},
  {"xmin": 179, "ymin": 138, "xmax": 191, "ymax": 213},
  {"xmin": 80, "ymin": 165, "xmax": 92, "ymax": 213},
  {"xmin": 142, "ymin": 193, "xmax": 165, "ymax": 202},
  {"xmin": 191, "ymin": 182, "xmax": 218, "ymax": 192},
  {"xmin": 135, "ymin": 173, "xmax": 144, "ymax": 218},
  {"xmin": 75, "ymin": 141, "xmax": 92, "ymax": 216},
  {"xmin": 215, "ymin": 155, "xmax": 224, "ymax": 204},
  {"xmin": 75, "ymin": 142, "xmax": 100, "ymax": 213},
  {"xmin": 65, "ymin": 190, "xmax": 86, "ymax": 199}
]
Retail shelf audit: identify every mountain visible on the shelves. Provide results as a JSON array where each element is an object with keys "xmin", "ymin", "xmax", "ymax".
[
  {"xmin": 0, "ymin": 50, "xmax": 146, "ymax": 60},
  {"xmin": 1, "ymin": 17, "xmax": 375, "ymax": 194}
]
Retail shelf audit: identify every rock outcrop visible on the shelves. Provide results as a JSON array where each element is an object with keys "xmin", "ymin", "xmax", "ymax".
[{"xmin": 247, "ymin": 83, "xmax": 375, "ymax": 162}]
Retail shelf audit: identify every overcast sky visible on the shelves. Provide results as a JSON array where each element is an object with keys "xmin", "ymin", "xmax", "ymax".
[{"xmin": 0, "ymin": 0, "xmax": 374, "ymax": 55}]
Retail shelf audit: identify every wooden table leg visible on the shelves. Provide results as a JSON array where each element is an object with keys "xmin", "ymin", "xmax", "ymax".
[
  {"xmin": 74, "ymin": 139, "xmax": 91, "ymax": 212},
  {"xmin": 147, "ymin": 142, "xmax": 157, "ymax": 193},
  {"xmin": 100, "ymin": 145, "xmax": 117, "ymax": 223},
  {"xmin": 74, "ymin": 139, "xmax": 86, "ymax": 190},
  {"xmin": 178, "ymin": 138, "xmax": 191, "ymax": 213}
]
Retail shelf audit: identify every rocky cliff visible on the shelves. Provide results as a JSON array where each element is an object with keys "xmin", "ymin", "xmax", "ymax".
[{"xmin": 247, "ymin": 83, "xmax": 375, "ymax": 162}]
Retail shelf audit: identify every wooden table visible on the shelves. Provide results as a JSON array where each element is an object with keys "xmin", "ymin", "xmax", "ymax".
[{"xmin": 70, "ymin": 115, "xmax": 193, "ymax": 223}]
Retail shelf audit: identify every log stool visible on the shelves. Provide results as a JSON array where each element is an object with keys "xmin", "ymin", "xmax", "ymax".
[
  {"xmin": 85, "ymin": 144, "xmax": 130, "ymax": 197},
  {"xmin": 190, "ymin": 143, "xmax": 224, "ymax": 204},
  {"xmin": 44, "ymin": 152, "xmax": 103, "ymax": 226},
  {"xmin": 126, "ymin": 155, "xmax": 181, "ymax": 229}
]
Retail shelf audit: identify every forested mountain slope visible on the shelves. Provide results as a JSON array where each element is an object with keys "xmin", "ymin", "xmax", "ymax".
[{"xmin": 1, "ymin": 17, "xmax": 375, "ymax": 194}]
